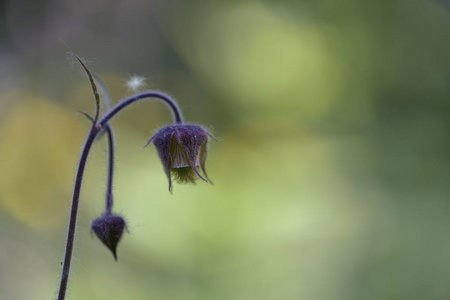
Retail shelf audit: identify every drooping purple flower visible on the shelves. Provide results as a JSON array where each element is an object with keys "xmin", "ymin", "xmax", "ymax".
[
  {"xmin": 91, "ymin": 214, "xmax": 127, "ymax": 260},
  {"xmin": 148, "ymin": 124, "xmax": 213, "ymax": 191}
]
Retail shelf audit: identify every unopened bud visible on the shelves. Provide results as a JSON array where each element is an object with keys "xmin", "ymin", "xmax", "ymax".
[{"xmin": 91, "ymin": 214, "xmax": 126, "ymax": 260}]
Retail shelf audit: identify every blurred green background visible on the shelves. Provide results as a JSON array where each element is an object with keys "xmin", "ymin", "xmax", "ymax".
[{"xmin": 1, "ymin": 0, "xmax": 450, "ymax": 299}]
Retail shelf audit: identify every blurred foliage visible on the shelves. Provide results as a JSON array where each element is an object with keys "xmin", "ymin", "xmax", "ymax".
[{"xmin": 1, "ymin": 0, "xmax": 450, "ymax": 300}]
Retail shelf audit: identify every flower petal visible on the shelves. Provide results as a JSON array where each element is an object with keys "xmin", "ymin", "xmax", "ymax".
[{"xmin": 200, "ymin": 142, "xmax": 213, "ymax": 184}]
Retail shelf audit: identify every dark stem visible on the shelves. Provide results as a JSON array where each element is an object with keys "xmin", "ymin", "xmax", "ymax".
[
  {"xmin": 57, "ymin": 91, "xmax": 183, "ymax": 300},
  {"xmin": 58, "ymin": 127, "xmax": 99, "ymax": 300},
  {"xmin": 105, "ymin": 124, "xmax": 114, "ymax": 215},
  {"xmin": 98, "ymin": 91, "xmax": 183, "ymax": 127}
]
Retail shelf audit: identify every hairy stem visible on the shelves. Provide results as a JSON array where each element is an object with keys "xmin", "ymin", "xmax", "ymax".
[
  {"xmin": 105, "ymin": 124, "xmax": 114, "ymax": 215},
  {"xmin": 98, "ymin": 91, "xmax": 184, "ymax": 127},
  {"xmin": 58, "ymin": 126, "xmax": 98, "ymax": 300}
]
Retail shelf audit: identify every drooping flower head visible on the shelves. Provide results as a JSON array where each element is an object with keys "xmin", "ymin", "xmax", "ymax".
[
  {"xmin": 91, "ymin": 214, "xmax": 127, "ymax": 260},
  {"xmin": 148, "ymin": 124, "xmax": 213, "ymax": 191}
]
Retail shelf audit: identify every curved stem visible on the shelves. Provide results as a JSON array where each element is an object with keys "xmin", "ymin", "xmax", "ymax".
[
  {"xmin": 58, "ymin": 127, "xmax": 99, "ymax": 300},
  {"xmin": 98, "ymin": 91, "xmax": 183, "ymax": 127}
]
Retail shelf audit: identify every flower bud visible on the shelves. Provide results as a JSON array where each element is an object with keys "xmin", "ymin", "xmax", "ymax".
[
  {"xmin": 149, "ymin": 124, "xmax": 212, "ymax": 191},
  {"xmin": 91, "ymin": 214, "xmax": 126, "ymax": 260}
]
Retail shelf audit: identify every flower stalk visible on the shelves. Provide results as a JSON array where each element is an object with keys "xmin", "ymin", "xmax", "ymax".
[{"xmin": 57, "ymin": 57, "xmax": 214, "ymax": 300}]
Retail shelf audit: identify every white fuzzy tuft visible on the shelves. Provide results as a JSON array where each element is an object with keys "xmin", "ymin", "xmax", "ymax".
[{"xmin": 125, "ymin": 75, "xmax": 147, "ymax": 92}]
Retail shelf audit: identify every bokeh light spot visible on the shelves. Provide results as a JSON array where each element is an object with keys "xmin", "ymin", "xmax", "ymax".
[
  {"xmin": 0, "ymin": 93, "xmax": 85, "ymax": 230},
  {"xmin": 172, "ymin": 2, "xmax": 344, "ymax": 119}
]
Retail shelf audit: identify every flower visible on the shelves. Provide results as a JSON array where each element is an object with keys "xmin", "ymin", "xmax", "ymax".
[
  {"xmin": 148, "ymin": 124, "xmax": 213, "ymax": 191},
  {"xmin": 91, "ymin": 214, "xmax": 127, "ymax": 260}
]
